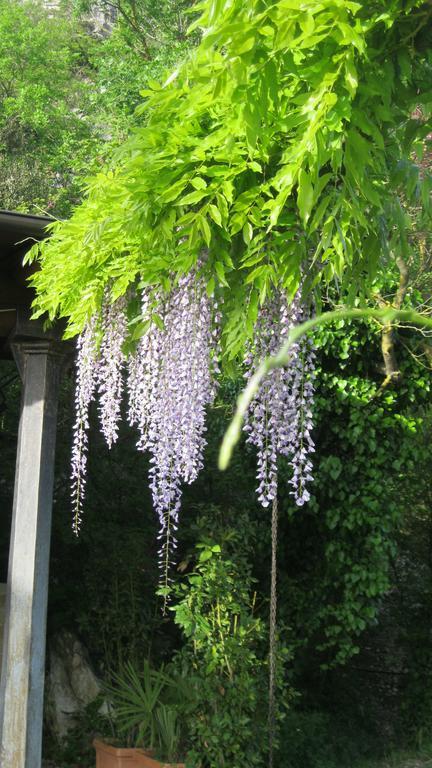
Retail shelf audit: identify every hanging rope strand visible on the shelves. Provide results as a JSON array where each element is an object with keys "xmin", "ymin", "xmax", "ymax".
[{"xmin": 268, "ymin": 488, "xmax": 278, "ymax": 768}]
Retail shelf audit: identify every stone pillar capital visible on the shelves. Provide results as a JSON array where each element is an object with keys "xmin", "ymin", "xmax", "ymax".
[{"xmin": 8, "ymin": 312, "xmax": 74, "ymax": 380}]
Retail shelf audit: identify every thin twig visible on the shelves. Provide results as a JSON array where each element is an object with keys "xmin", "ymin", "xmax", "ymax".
[{"xmin": 219, "ymin": 307, "xmax": 432, "ymax": 470}]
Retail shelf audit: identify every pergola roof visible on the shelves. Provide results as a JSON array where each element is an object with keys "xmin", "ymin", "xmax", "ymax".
[{"xmin": 0, "ymin": 210, "xmax": 53, "ymax": 358}]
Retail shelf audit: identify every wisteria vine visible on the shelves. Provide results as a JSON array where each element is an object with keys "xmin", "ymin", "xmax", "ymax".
[
  {"xmin": 71, "ymin": 269, "xmax": 220, "ymax": 597},
  {"xmin": 71, "ymin": 278, "xmax": 315, "ymax": 598},
  {"xmin": 127, "ymin": 271, "xmax": 220, "ymax": 597},
  {"xmin": 242, "ymin": 288, "xmax": 315, "ymax": 766},
  {"xmin": 71, "ymin": 318, "xmax": 99, "ymax": 535},
  {"xmin": 244, "ymin": 289, "xmax": 315, "ymax": 508},
  {"xmin": 98, "ymin": 294, "xmax": 127, "ymax": 449}
]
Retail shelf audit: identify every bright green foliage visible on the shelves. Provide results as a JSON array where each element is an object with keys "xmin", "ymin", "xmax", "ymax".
[
  {"xmin": 29, "ymin": 0, "xmax": 432, "ymax": 351},
  {"xmin": 171, "ymin": 511, "xmax": 292, "ymax": 767},
  {"xmin": 86, "ymin": 28, "xmax": 192, "ymax": 140}
]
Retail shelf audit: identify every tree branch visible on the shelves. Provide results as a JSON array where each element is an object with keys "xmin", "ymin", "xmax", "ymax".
[
  {"xmin": 378, "ymin": 255, "xmax": 410, "ymax": 387},
  {"xmin": 219, "ymin": 307, "xmax": 432, "ymax": 471}
]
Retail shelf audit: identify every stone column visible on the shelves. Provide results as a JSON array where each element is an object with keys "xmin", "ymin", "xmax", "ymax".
[{"xmin": 0, "ymin": 339, "xmax": 66, "ymax": 768}]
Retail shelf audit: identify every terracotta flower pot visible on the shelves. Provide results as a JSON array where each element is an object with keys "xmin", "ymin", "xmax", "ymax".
[
  {"xmin": 93, "ymin": 738, "xmax": 147, "ymax": 768},
  {"xmin": 93, "ymin": 737, "xmax": 185, "ymax": 768},
  {"xmin": 133, "ymin": 748, "xmax": 185, "ymax": 768}
]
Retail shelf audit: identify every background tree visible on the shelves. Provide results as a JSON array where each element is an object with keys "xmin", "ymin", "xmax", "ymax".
[
  {"xmin": 0, "ymin": 0, "xmax": 90, "ymax": 214},
  {"xmin": 0, "ymin": 0, "xmax": 196, "ymax": 216}
]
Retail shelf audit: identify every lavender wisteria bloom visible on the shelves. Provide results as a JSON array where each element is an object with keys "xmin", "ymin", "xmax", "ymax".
[
  {"xmin": 127, "ymin": 270, "xmax": 219, "ymax": 594},
  {"xmin": 244, "ymin": 289, "xmax": 315, "ymax": 508},
  {"xmin": 127, "ymin": 289, "xmax": 160, "ymax": 441},
  {"xmin": 72, "ymin": 271, "xmax": 313, "ymax": 597},
  {"xmin": 72, "ymin": 294, "xmax": 126, "ymax": 533},
  {"xmin": 287, "ymin": 335, "xmax": 316, "ymax": 506},
  {"xmin": 71, "ymin": 319, "xmax": 99, "ymax": 534},
  {"xmin": 98, "ymin": 295, "xmax": 128, "ymax": 448}
]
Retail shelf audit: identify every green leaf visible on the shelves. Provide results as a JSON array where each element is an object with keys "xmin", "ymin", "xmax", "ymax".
[
  {"xmin": 191, "ymin": 177, "xmax": 207, "ymax": 190},
  {"xmin": 297, "ymin": 168, "xmax": 314, "ymax": 225},
  {"xmin": 199, "ymin": 549, "xmax": 213, "ymax": 562},
  {"xmin": 215, "ymin": 260, "xmax": 228, "ymax": 286},
  {"xmin": 199, "ymin": 215, "xmax": 212, "ymax": 246},
  {"xmin": 259, "ymin": 25, "xmax": 274, "ymax": 37},
  {"xmin": 160, "ymin": 179, "xmax": 188, "ymax": 203},
  {"xmin": 242, "ymin": 222, "xmax": 253, "ymax": 244},
  {"xmin": 245, "ymin": 264, "xmax": 269, "ymax": 284},
  {"xmin": 152, "ymin": 314, "xmax": 164, "ymax": 331},
  {"xmin": 177, "ymin": 189, "xmax": 209, "ymax": 206},
  {"xmin": 309, "ymin": 194, "xmax": 333, "ymax": 234},
  {"xmin": 130, "ymin": 318, "xmax": 151, "ymax": 341},
  {"xmin": 208, "ymin": 204, "xmax": 222, "ymax": 226},
  {"xmin": 206, "ymin": 276, "xmax": 215, "ymax": 297},
  {"xmin": 344, "ymin": 57, "xmax": 358, "ymax": 98}
]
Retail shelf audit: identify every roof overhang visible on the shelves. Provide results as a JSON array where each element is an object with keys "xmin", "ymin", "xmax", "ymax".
[{"xmin": 0, "ymin": 210, "xmax": 54, "ymax": 359}]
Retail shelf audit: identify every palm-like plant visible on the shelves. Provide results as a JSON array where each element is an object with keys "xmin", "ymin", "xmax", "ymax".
[
  {"xmin": 104, "ymin": 660, "xmax": 175, "ymax": 749},
  {"xmin": 155, "ymin": 705, "xmax": 181, "ymax": 763}
]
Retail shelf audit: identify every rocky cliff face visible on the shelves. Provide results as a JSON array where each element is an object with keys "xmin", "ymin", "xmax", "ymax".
[
  {"xmin": 42, "ymin": 1, "xmax": 116, "ymax": 37},
  {"xmin": 45, "ymin": 630, "xmax": 103, "ymax": 740}
]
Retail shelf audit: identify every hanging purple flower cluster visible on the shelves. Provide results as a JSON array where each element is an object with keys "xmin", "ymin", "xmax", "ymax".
[
  {"xmin": 71, "ymin": 274, "xmax": 314, "ymax": 598},
  {"xmin": 71, "ymin": 319, "xmax": 99, "ymax": 534},
  {"xmin": 72, "ymin": 269, "xmax": 219, "ymax": 594},
  {"xmin": 98, "ymin": 294, "xmax": 127, "ymax": 448},
  {"xmin": 244, "ymin": 290, "xmax": 315, "ymax": 508},
  {"xmin": 71, "ymin": 295, "xmax": 127, "ymax": 534},
  {"xmin": 288, "ymin": 332, "xmax": 315, "ymax": 506},
  {"xmin": 127, "ymin": 271, "xmax": 219, "ymax": 592}
]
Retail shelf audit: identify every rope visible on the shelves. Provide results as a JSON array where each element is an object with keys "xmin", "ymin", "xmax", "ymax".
[{"xmin": 268, "ymin": 490, "xmax": 278, "ymax": 768}]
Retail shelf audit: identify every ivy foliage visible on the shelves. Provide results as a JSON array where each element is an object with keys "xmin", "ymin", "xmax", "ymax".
[
  {"xmin": 277, "ymin": 316, "xmax": 431, "ymax": 667},
  {"xmin": 29, "ymin": 0, "xmax": 432, "ymax": 353}
]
